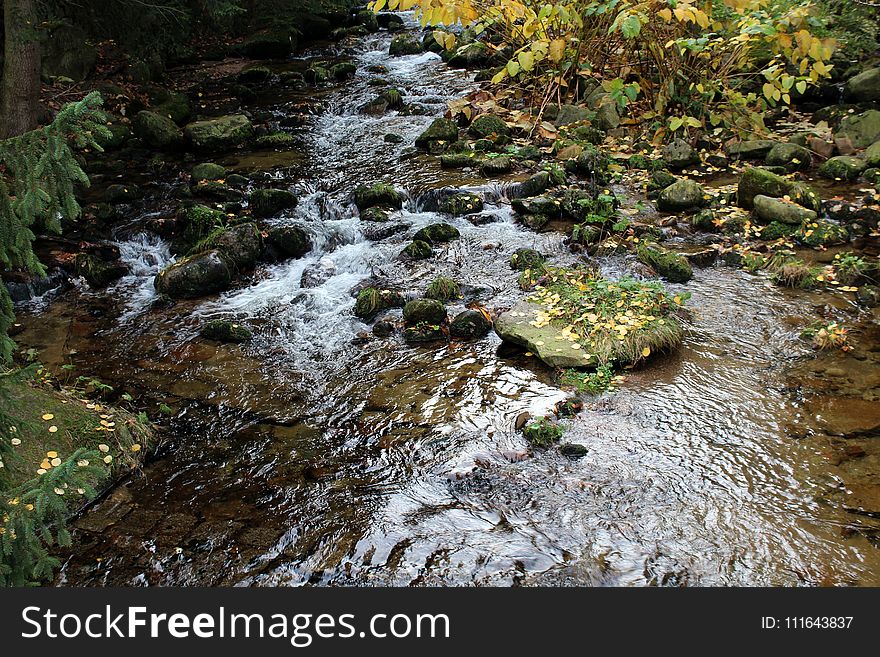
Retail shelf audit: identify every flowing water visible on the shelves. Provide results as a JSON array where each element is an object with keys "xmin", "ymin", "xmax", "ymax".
[{"xmin": 13, "ymin": 16, "xmax": 880, "ymax": 586}]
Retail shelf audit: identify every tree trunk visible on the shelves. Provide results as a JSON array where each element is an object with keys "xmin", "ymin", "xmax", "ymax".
[{"xmin": 0, "ymin": 0, "xmax": 41, "ymax": 138}]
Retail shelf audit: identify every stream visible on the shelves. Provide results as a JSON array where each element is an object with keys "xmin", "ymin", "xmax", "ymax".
[{"xmin": 13, "ymin": 15, "xmax": 880, "ymax": 586}]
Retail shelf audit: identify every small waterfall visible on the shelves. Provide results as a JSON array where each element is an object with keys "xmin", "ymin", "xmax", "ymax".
[{"xmin": 111, "ymin": 232, "xmax": 173, "ymax": 319}]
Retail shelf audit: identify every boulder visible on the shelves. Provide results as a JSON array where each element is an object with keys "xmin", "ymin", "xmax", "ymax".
[
  {"xmin": 185, "ymin": 114, "xmax": 254, "ymax": 152},
  {"xmin": 154, "ymin": 250, "xmax": 232, "ymax": 298},
  {"xmin": 401, "ymin": 240, "xmax": 433, "ymax": 259},
  {"xmin": 330, "ymin": 62, "xmax": 357, "ymax": 80},
  {"xmin": 512, "ymin": 195, "xmax": 561, "ymax": 217},
  {"xmin": 266, "ymin": 225, "xmax": 311, "ymax": 258},
  {"xmin": 249, "ymin": 188, "xmax": 297, "ymax": 217},
  {"xmin": 818, "ymin": 156, "xmax": 867, "ymax": 181},
  {"xmin": 449, "ymin": 309, "xmax": 492, "ymax": 339},
  {"xmin": 864, "ymin": 140, "xmax": 880, "ymax": 168},
  {"xmin": 845, "ymin": 68, "xmax": 880, "ymax": 103},
  {"xmin": 200, "ymin": 320, "xmax": 252, "ymax": 343},
  {"xmin": 511, "ymin": 171, "xmax": 552, "ymax": 199},
  {"xmin": 765, "ymin": 142, "xmax": 812, "ymax": 172},
  {"xmin": 354, "ymin": 287, "xmax": 405, "ymax": 320},
  {"xmin": 835, "ymin": 110, "xmax": 880, "ymax": 149},
  {"xmin": 736, "ymin": 167, "xmax": 820, "ymax": 211},
  {"xmin": 752, "ymin": 195, "xmax": 818, "ymax": 225},
  {"xmin": 74, "ymin": 254, "xmax": 128, "ymax": 288},
  {"xmin": 495, "ymin": 300, "xmax": 596, "ymax": 368},
  {"xmin": 403, "ymin": 299, "xmax": 447, "ymax": 325},
  {"xmin": 661, "ymin": 138, "xmax": 699, "ymax": 170},
  {"xmin": 415, "ymin": 118, "xmax": 459, "ymax": 149},
  {"xmin": 657, "ymin": 179, "xmax": 705, "ymax": 211},
  {"xmin": 132, "ymin": 110, "xmax": 183, "ymax": 150},
  {"xmin": 447, "ymin": 42, "xmax": 489, "ymax": 68},
  {"xmin": 481, "ymin": 155, "xmax": 512, "ymax": 175},
  {"xmin": 200, "ymin": 223, "xmax": 262, "ymax": 268}
]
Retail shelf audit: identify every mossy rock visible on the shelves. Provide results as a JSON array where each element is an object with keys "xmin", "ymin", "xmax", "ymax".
[
  {"xmin": 191, "ymin": 162, "xmax": 227, "ymax": 184},
  {"xmin": 440, "ymin": 152, "xmax": 481, "ymax": 169},
  {"xmin": 759, "ymin": 221, "xmax": 798, "ymax": 240},
  {"xmin": 192, "ymin": 181, "xmax": 242, "ymax": 202},
  {"xmin": 449, "ymin": 309, "xmax": 492, "ymax": 339},
  {"xmin": 403, "ymin": 323, "xmax": 446, "ymax": 343},
  {"xmin": 795, "ymin": 220, "xmax": 849, "ymax": 247},
  {"xmin": 524, "ymin": 417, "xmax": 563, "ymax": 448},
  {"xmin": 191, "ymin": 222, "xmax": 262, "ymax": 269},
  {"xmin": 661, "ymin": 138, "xmax": 699, "ymax": 170},
  {"xmin": 413, "ymin": 223, "xmax": 460, "ymax": 244},
  {"xmin": 836, "ymin": 110, "xmax": 880, "ymax": 148},
  {"xmin": 468, "ymin": 114, "xmax": 510, "ymax": 139},
  {"xmin": 249, "ymin": 188, "xmax": 297, "ymax": 217},
  {"xmin": 690, "ymin": 209, "xmax": 718, "ymax": 232},
  {"xmin": 237, "ymin": 66, "xmax": 272, "ymax": 84},
  {"xmin": 401, "ymin": 240, "xmax": 433, "ymax": 259},
  {"xmin": 864, "ymin": 141, "xmax": 880, "ymax": 168},
  {"xmin": 354, "ymin": 287, "xmax": 405, "ymax": 321},
  {"xmin": 184, "ymin": 114, "xmax": 254, "ymax": 152},
  {"xmin": 481, "ymin": 156, "xmax": 513, "ymax": 175},
  {"xmin": 737, "ymin": 167, "xmax": 821, "ymax": 212},
  {"xmin": 753, "ymin": 195, "xmax": 818, "ymax": 225},
  {"xmin": 132, "ymin": 110, "xmax": 183, "ymax": 150},
  {"xmin": 389, "ymin": 34, "xmax": 422, "ymax": 56},
  {"xmin": 266, "ymin": 225, "xmax": 311, "ymax": 259},
  {"xmin": 438, "ymin": 192, "xmax": 483, "ymax": 216},
  {"xmin": 330, "ymin": 62, "xmax": 357, "ymax": 80},
  {"xmin": 818, "ymin": 156, "xmax": 867, "ymax": 181},
  {"xmin": 425, "ymin": 276, "xmax": 461, "ymax": 301},
  {"xmin": 765, "ymin": 142, "xmax": 812, "ymax": 172},
  {"xmin": 510, "ymin": 248, "xmax": 545, "ymax": 272},
  {"xmin": 415, "ymin": 117, "xmax": 459, "ymax": 149},
  {"xmin": 447, "ymin": 41, "xmax": 489, "ymax": 68},
  {"xmin": 354, "ymin": 183, "xmax": 404, "ymax": 211},
  {"xmin": 380, "ymin": 88, "xmax": 404, "ymax": 110},
  {"xmin": 360, "ymin": 206, "xmax": 394, "ymax": 222},
  {"xmin": 304, "ymin": 65, "xmax": 330, "ymax": 84},
  {"xmin": 726, "ymin": 140, "xmax": 777, "ymax": 160},
  {"xmin": 253, "ymin": 132, "xmax": 297, "ymax": 149},
  {"xmin": 512, "ymin": 195, "xmax": 561, "ymax": 217},
  {"xmin": 74, "ymin": 254, "xmax": 128, "ymax": 288},
  {"xmin": 657, "ymin": 179, "xmax": 705, "ymax": 211},
  {"xmin": 104, "ymin": 183, "xmax": 142, "ymax": 204},
  {"xmin": 154, "ymin": 250, "xmax": 232, "ymax": 298},
  {"xmin": 403, "ymin": 298, "xmax": 447, "ymax": 326},
  {"xmin": 647, "ymin": 170, "xmax": 677, "ymax": 193},
  {"xmin": 176, "ymin": 204, "xmax": 228, "ymax": 254},
  {"xmin": 637, "ymin": 243, "xmax": 693, "ymax": 283},
  {"xmin": 200, "ymin": 320, "xmax": 252, "ymax": 343}
]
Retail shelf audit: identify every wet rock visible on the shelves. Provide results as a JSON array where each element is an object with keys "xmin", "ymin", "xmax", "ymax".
[
  {"xmin": 523, "ymin": 417, "xmax": 563, "ymax": 448},
  {"xmin": 415, "ymin": 117, "xmax": 459, "ymax": 149},
  {"xmin": 377, "ymin": 12, "xmax": 404, "ymax": 29},
  {"xmin": 481, "ymin": 155, "xmax": 512, "ymax": 175},
  {"xmin": 380, "ymin": 88, "xmax": 404, "ymax": 110},
  {"xmin": 354, "ymin": 287, "xmax": 405, "ymax": 320},
  {"xmin": 401, "ymin": 240, "xmax": 433, "ymax": 259},
  {"xmin": 253, "ymin": 132, "xmax": 296, "ymax": 149},
  {"xmin": 154, "ymin": 250, "xmax": 232, "ymax": 298},
  {"xmin": 300, "ymin": 257, "xmax": 336, "ymax": 288},
  {"xmin": 185, "ymin": 114, "xmax": 254, "ymax": 152},
  {"xmin": 495, "ymin": 300, "xmax": 595, "ymax": 368},
  {"xmin": 403, "ymin": 298, "xmax": 447, "ymax": 326},
  {"xmin": 191, "ymin": 162, "xmax": 227, "ymax": 183},
  {"xmin": 356, "ymin": 9, "xmax": 379, "ymax": 31},
  {"xmin": 359, "ymin": 96, "xmax": 389, "ymax": 115},
  {"xmin": 835, "ymin": 110, "xmax": 880, "ymax": 149},
  {"xmin": 736, "ymin": 167, "xmax": 821, "ymax": 211},
  {"xmin": 354, "ymin": 183, "xmax": 404, "ymax": 210},
  {"xmin": 74, "ymin": 254, "xmax": 128, "ymax": 288},
  {"xmin": 512, "ymin": 195, "xmax": 561, "ymax": 217},
  {"xmin": 447, "ymin": 41, "xmax": 489, "ymax": 68},
  {"xmin": 200, "ymin": 320, "xmax": 252, "ymax": 343},
  {"xmin": 657, "ymin": 179, "xmax": 705, "ymax": 211},
  {"xmin": 403, "ymin": 324, "xmax": 446, "ymax": 342},
  {"xmin": 249, "ymin": 188, "xmax": 297, "ymax": 218},
  {"xmin": 197, "ymin": 222, "xmax": 263, "ymax": 268},
  {"xmin": 856, "ymin": 284, "xmax": 880, "ymax": 307},
  {"xmin": 330, "ymin": 61, "xmax": 357, "ymax": 80},
  {"xmin": 132, "ymin": 110, "xmax": 183, "ymax": 150},
  {"xmin": 753, "ymin": 195, "xmax": 817, "ymax": 224},
  {"xmin": 765, "ymin": 142, "xmax": 812, "ymax": 172},
  {"xmin": 726, "ymin": 140, "xmax": 777, "ymax": 160},
  {"xmin": 510, "ymin": 248, "xmax": 545, "ymax": 271},
  {"xmin": 241, "ymin": 31, "xmax": 292, "ymax": 59},
  {"xmin": 468, "ymin": 114, "xmax": 510, "ymax": 139},
  {"xmin": 661, "ymin": 138, "xmax": 699, "ymax": 170},
  {"xmin": 510, "ymin": 171, "xmax": 552, "ymax": 199},
  {"xmin": 818, "ymin": 156, "xmax": 867, "ymax": 181},
  {"xmin": 266, "ymin": 225, "xmax": 311, "ymax": 259},
  {"xmin": 439, "ymin": 192, "xmax": 483, "ymax": 216},
  {"xmin": 105, "ymin": 183, "xmax": 142, "ymax": 204},
  {"xmin": 413, "ymin": 222, "xmax": 460, "ymax": 244},
  {"xmin": 560, "ymin": 443, "xmax": 588, "ymax": 458},
  {"xmin": 360, "ymin": 206, "xmax": 394, "ymax": 222},
  {"xmin": 389, "ymin": 33, "xmax": 422, "ymax": 56},
  {"xmin": 759, "ymin": 220, "xmax": 798, "ymax": 240},
  {"xmin": 373, "ymin": 320, "xmax": 396, "ymax": 337},
  {"xmin": 192, "ymin": 181, "xmax": 242, "ymax": 202},
  {"xmin": 807, "ymin": 396, "xmax": 880, "ymax": 437},
  {"xmin": 636, "ymin": 243, "xmax": 693, "ymax": 283},
  {"xmin": 384, "ymin": 133, "xmax": 405, "ymax": 144},
  {"xmin": 440, "ymin": 152, "xmax": 481, "ymax": 169},
  {"xmin": 449, "ymin": 309, "xmax": 492, "ymax": 339},
  {"xmin": 304, "ymin": 65, "xmax": 330, "ymax": 84},
  {"xmin": 844, "ymin": 67, "xmax": 880, "ymax": 103}
]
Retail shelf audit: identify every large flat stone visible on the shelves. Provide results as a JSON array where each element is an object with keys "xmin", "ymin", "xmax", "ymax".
[{"xmin": 494, "ymin": 300, "xmax": 597, "ymax": 368}]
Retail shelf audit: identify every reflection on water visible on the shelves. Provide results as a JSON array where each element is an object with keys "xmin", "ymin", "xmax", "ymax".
[{"xmin": 12, "ymin": 14, "xmax": 880, "ymax": 587}]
